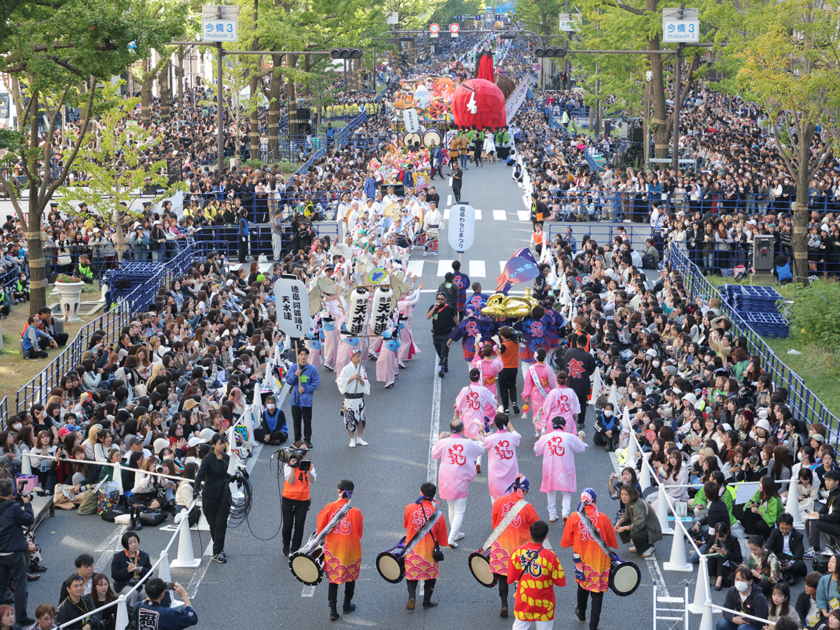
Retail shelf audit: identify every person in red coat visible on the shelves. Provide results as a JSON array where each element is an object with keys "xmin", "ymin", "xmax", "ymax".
[
  {"xmin": 507, "ymin": 519, "xmax": 566, "ymax": 627},
  {"xmin": 316, "ymin": 480, "xmax": 364, "ymax": 621},
  {"xmin": 489, "ymin": 475, "xmax": 540, "ymax": 618},
  {"xmin": 403, "ymin": 482, "xmax": 449, "ymax": 611},
  {"xmin": 561, "ymin": 489, "xmax": 618, "ymax": 630}
]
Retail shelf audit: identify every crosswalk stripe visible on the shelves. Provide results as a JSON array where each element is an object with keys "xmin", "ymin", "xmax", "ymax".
[
  {"xmin": 474, "ymin": 209, "xmax": 482, "ymax": 220},
  {"xmin": 447, "ymin": 194, "xmax": 453, "ymax": 206},
  {"xmin": 499, "ymin": 260, "xmax": 507, "ymax": 273},
  {"xmin": 517, "ymin": 210, "xmax": 530, "ymax": 221},
  {"xmin": 437, "ymin": 260, "xmax": 454, "ymax": 276},
  {"xmin": 493, "ymin": 210, "xmax": 507, "ymax": 220},
  {"xmin": 406, "ymin": 259, "xmax": 424, "ymax": 277},
  {"xmin": 444, "ymin": 208, "xmax": 449, "ymax": 221},
  {"xmin": 469, "ymin": 260, "xmax": 486, "ymax": 278}
]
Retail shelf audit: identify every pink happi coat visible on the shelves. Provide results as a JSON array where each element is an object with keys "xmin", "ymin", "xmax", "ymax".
[
  {"xmin": 522, "ymin": 363, "xmax": 559, "ymax": 431},
  {"xmin": 541, "ymin": 386, "xmax": 581, "ymax": 429},
  {"xmin": 471, "ymin": 355, "xmax": 503, "ymax": 417},
  {"xmin": 482, "ymin": 428, "xmax": 522, "ymax": 500},
  {"xmin": 398, "ymin": 290, "xmax": 421, "ymax": 361},
  {"xmin": 375, "ymin": 340, "xmax": 398, "ymax": 383},
  {"xmin": 432, "ymin": 434, "xmax": 485, "ymax": 500},
  {"xmin": 454, "ymin": 383, "xmax": 497, "ymax": 438},
  {"xmin": 534, "ymin": 428, "xmax": 588, "ymax": 492},
  {"xmin": 321, "ymin": 302, "xmax": 343, "ymax": 369}
]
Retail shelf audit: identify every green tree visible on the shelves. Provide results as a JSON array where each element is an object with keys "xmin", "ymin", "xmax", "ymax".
[
  {"xmin": 56, "ymin": 83, "xmax": 182, "ymax": 265},
  {"xmin": 0, "ymin": 0, "xmax": 187, "ymax": 313},
  {"xmin": 722, "ymin": 0, "xmax": 840, "ymax": 284}
]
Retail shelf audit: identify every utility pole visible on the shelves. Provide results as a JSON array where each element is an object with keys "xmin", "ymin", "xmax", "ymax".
[
  {"xmin": 672, "ymin": 42, "xmax": 683, "ymax": 170},
  {"xmin": 216, "ymin": 41, "xmax": 224, "ymax": 172},
  {"xmin": 643, "ymin": 70, "xmax": 651, "ymax": 169}
]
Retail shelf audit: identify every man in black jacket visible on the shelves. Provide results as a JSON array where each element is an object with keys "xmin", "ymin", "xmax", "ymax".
[
  {"xmin": 560, "ymin": 335, "xmax": 596, "ymax": 428},
  {"xmin": 805, "ymin": 469, "xmax": 840, "ymax": 557},
  {"xmin": 0, "ymin": 479, "xmax": 35, "ymax": 626},
  {"xmin": 766, "ymin": 514, "xmax": 807, "ymax": 585}
]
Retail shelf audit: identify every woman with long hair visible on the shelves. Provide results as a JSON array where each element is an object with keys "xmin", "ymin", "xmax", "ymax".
[
  {"xmin": 740, "ymin": 476, "xmax": 783, "ymax": 539},
  {"xmin": 89, "ymin": 574, "xmax": 117, "ymax": 630}
]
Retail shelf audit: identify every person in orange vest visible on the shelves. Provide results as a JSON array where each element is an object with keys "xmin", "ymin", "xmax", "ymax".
[
  {"xmin": 317, "ymin": 480, "xmax": 364, "ymax": 621},
  {"xmin": 282, "ymin": 442, "xmax": 317, "ymax": 557},
  {"xmin": 530, "ymin": 223, "xmax": 546, "ymax": 258}
]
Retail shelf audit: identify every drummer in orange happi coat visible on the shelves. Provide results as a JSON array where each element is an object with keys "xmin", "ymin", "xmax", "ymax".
[
  {"xmin": 488, "ymin": 475, "xmax": 539, "ymax": 619},
  {"xmin": 403, "ymin": 481, "xmax": 449, "ymax": 611},
  {"xmin": 316, "ymin": 480, "xmax": 364, "ymax": 622}
]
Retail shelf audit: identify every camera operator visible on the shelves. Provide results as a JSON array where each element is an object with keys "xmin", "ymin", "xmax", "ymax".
[
  {"xmin": 0, "ymin": 479, "xmax": 35, "ymax": 626},
  {"xmin": 132, "ymin": 580, "xmax": 197, "ymax": 630},
  {"xmin": 281, "ymin": 442, "xmax": 316, "ymax": 557}
]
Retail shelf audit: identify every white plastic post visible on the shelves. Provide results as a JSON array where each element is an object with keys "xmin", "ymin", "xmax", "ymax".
[
  {"xmin": 157, "ymin": 549, "xmax": 171, "ymax": 583},
  {"xmin": 625, "ymin": 432, "xmax": 638, "ymax": 464},
  {"xmin": 655, "ymin": 484, "xmax": 675, "ymax": 536},
  {"xmin": 688, "ymin": 555, "xmax": 709, "ymax": 614},
  {"xmin": 191, "ymin": 500, "xmax": 210, "ymax": 532},
  {"xmin": 639, "ymin": 456, "xmax": 651, "ymax": 491},
  {"xmin": 589, "ymin": 367, "xmax": 602, "ymax": 407},
  {"xmin": 171, "ymin": 516, "xmax": 202, "ymax": 568},
  {"xmin": 663, "ymin": 523, "xmax": 692, "ymax": 572},
  {"xmin": 113, "ymin": 461, "xmax": 124, "ymax": 495},
  {"xmin": 115, "ymin": 595, "xmax": 129, "ymax": 630},
  {"xmin": 785, "ymin": 483, "xmax": 804, "ymax": 529},
  {"xmin": 20, "ymin": 452, "xmax": 32, "ymax": 477},
  {"xmin": 227, "ymin": 449, "xmax": 244, "ymax": 501},
  {"xmin": 699, "ymin": 599, "xmax": 715, "ymax": 630}
]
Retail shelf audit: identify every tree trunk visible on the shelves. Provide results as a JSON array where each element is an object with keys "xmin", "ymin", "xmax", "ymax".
[
  {"xmin": 140, "ymin": 78, "xmax": 153, "ymax": 126},
  {"xmin": 302, "ymin": 55, "xmax": 310, "ymax": 98},
  {"xmin": 249, "ymin": 0, "xmax": 260, "ymax": 163},
  {"xmin": 161, "ymin": 62, "xmax": 170, "ymax": 123},
  {"xmin": 792, "ymin": 123, "xmax": 816, "ymax": 284}
]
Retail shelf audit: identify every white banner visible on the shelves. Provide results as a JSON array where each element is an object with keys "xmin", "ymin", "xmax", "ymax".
[
  {"xmin": 447, "ymin": 203, "xmax": 476, "ymax": 253},
  {"xmin": 403, "ymin": 108, "xmax": 420, "ymax": 133},
  {"xmin": 505, "ymin": 73, "xmax": 537, "ymax": 125},
  {"xmin": 274, "ymin": 278, "xmax": 311, "ymax": 338}
]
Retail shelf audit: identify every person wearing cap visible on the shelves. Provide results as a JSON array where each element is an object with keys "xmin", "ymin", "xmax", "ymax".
[
  {"xmin": 535, "ymin": 414, "xmax": 587, "ymax": 523},
  {"xmin": 561, "ymin": 489, "xmax": 617, "ymax": 630},
  {"xmin": 432, "ymin": 419, "xmax": 484, "ymax": 549},
  {"xmin": 336, "ymin": 348, "xmax": 370, "ymax": 448}
]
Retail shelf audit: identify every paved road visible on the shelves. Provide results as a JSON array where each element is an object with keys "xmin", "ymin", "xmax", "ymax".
[{"xmin": 29, "ymin": 161, "xmax": 722, "ymax": 629}]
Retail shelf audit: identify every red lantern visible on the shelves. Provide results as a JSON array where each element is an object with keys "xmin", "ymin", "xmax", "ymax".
[{"xmin": 451, "ymin": 78, "xmax": 506, "ymax": 129}]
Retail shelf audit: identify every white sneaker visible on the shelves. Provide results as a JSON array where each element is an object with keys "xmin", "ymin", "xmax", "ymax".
[
  {"xmin": 454, "ymin": 532, "xmax": 465, "ymax": 541},
  {"xmin": 356, "ymin": 437, "xmax": 368, "ymax": 446},
  {"xmin": 349, "ymin": 438, "xmax": 356, "ymax": 448}
]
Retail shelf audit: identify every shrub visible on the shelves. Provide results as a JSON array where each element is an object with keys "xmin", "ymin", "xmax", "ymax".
[{"xmin": 786, "ymin": 282, "xmax": 840, "ymax": 347}]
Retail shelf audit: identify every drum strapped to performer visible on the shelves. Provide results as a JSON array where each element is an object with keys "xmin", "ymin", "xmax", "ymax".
[
  {"xmin": 376, "ymin": 509, "xmax": 442, "ymax": 584},
  {"xmin": 289, "ymin": 501, "xmax": 352, "ymax": 586},
  {"xmin": 576, "ymin": 505, "xmax": 641, "ymax": 597},
  {"xmin": 468, "ymin": 499, "xmax": 529, "ymax": 588}
]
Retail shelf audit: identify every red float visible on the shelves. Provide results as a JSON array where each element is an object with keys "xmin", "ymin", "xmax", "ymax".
[{"xmin": 451, "ymin": 78, "xmax": 506, "ymax": 129}]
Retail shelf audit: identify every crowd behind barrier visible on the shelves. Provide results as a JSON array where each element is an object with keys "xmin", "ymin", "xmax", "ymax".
[{"xmin": 664, "ymin": 242, "xmax": 840, "ymax": 437}]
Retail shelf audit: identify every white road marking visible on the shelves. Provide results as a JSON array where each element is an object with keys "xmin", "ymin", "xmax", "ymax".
[
  {"xmin": 436, "ymin": 260, "xmax": 454, "ymax": 276},
  {"xmin": 517, "ymin": 211, "xmax": 530, "ymax": 221},
  {"xmin": 427, "ymin": 355, "xmax": 443, "ymax": 482},
  {"xmin": 444, "ymin": 208, "xmax": 450, "ymax": 221},
  {"xmin": 474, "ymin": 209, "xmax": 482, "ymax": 220},
  {"xmin": 469, "ymin": 260, "xmax": 486, "ymax": 278},
  {"xmin": 302, "ymin": 585, "xmax": 316, "ymax": 597},
  {"xmin": 447, "ymin": 194, "xmax": 453, "ymax": 206},
  {"xmin": 93, "ymin": 526, "xmax": 128, "ymax": 573},
  {"xmin": 499, "ymin": 260, "xmax": 507, "ymax": 273},
  {"xmin": 406, "ymin": 260, "xmax": 424, "ymax": 277},
  {"xmin": 493, "ymin": 210, "xmax": 507, "ymax": 221}
]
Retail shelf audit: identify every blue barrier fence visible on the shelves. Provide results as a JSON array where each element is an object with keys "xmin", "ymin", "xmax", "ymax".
[
  {"xmin": 10, "ymin": 240, "xmax": 210, "ymax": 417},
  {"xmin": 664, "ymin": 241, "xmax": 840, "ymax": 440}
]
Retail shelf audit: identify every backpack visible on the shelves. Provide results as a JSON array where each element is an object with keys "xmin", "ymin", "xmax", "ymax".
[{"xmin": 642, "ymin": 254, "xmax": 657, "ymax": 270}]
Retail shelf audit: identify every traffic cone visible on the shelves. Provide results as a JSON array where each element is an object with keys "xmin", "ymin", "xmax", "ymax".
[
  {"xmin": 785, "ymin": 482, "xmax": 804, "ymax": 529},
  {"xmin": 171, "ymin": 516, "xmax": 202, "ymax": 568},
  {"xmin": 655, "ymin": 484, "xmax": 674, "ymax": 536},
  {"xmin": 688, "ymin": 555, "xmax": 709, "ymax": 614},
  {"xmin": 20, "ymin": 452, "xmax": 32, "ymax": 476},
  {"xmin": 639, "ymin": 457, "xmax": 651, "ymax": 491},
  {"xmin": 113, "ymin": 462, "xmax": 124, "ymax": 495},
  {"xmin": 699, "ymin": 599, "xmax": 715, "ymax": 630},
  {"xmin": 115, "ymin": 595, "xmax": 129, "ymax": 630},
  {"xmin": 191, "ymin": 500, "xmax": 210, "ymax": 532},
  {"xmin": 662, "ymin": 523, "xmax": 692, "ymax": 572}
]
